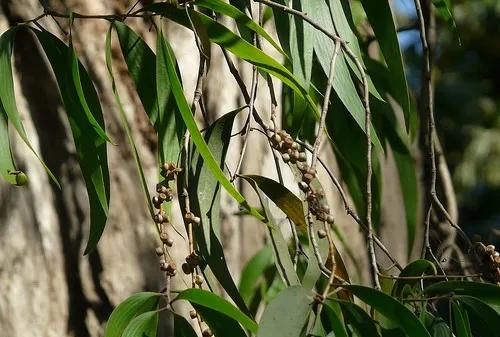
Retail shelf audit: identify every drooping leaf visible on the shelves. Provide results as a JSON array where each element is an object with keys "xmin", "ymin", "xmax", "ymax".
[
  {"xmin": 325, "ymin": 0, "xmax": 383, "ymax": 101},
  {"xmin": 239, "ymin": 245, "xmax": 274, "ymax": 305},
  {"xmin": 104, "ymin": 292, "xmax": 160, "ymax": 337},
  {"xmin": 242, "ymin": 174, "xmax": 306, "ymax": 230},
  {"xmin": 0, "ymin": 104, "xmax": 17, "ymax": 185},
  {"xmin": 336, "ymin": 299, "xmax": 382, "ymax": 337},
  {"xmin": 323, "ymin": 301, "xmax": 349, "ymax": 337},
  {"xmin": 451, "ymin": 300, "xmax": 473, "ymax": 337},
  {"xmin": 345, "ymin": 285, "xmax": 431, "ymax": 337},
  {"xmin": 153, "ymin": 7, "xmax": 320, "ymax": 118},
  {"xmin": 425, "ymin": 281, "xmax": 500, "ymax": 312},
  {"xmin": 105, "ymin": 26, "xmax": 154, "ymax": 219},
  {"xmin": 257, "ymin": 286, "xmax": 313, "ymax": 337},
  {"xmin": 360, "ymin": 0, "xmax": 411, "ymax": 131},
  {"xmin": 242, "ymin": 175, "xmax": 300, "ymax": 287},
  {"xmin": 35, "ymin": 29, "xmax": 110, "ymax": 254},
  {"xmin": 174, "ymin": 288, "xmax": 258, "ymax": 333},
  {"xmin": 455, "ymin": 296, "xmax": 500, "ymax": 337},
  {"xmin": 306, "ymin": 0, "xmax": 382, "ymax": 148},
  {"xmin": 173, "ymin": 314, "xmax": 198, "ymax": 337},
  {"xmin": 0, "ymin": 27, "xmax": 59, "ymax": 187},
  {"xmin": 431, "ymin": 0, "xmax": 460, "ymax": 44},
  {"xmin": 121, "ymin": 311, "xmax": 158, "ymax": 337},
  {"xmin": 113, "ymin": 21, "xmax": 159, "ymax": 124},
  {"xmin": 392, "ymin": 259, "xmax": 436, "ymax": 298},
  {"xmin": 156, "ymin": 27, "xmax": 184, "ymax": 165},
  {"xmin": 193, "ymin": 0, "xmax": 286, "ymax": 57},
  {"xmin": 156, "ymin": 32, "xmax": 263, "ymax": 222},
  {"xmin": 181, "ymin": 108, "xmax": 250, "ymax": 315},
  {"xmin": 68, "ymin": 38, "xmax": 111, "ymax": 144}
]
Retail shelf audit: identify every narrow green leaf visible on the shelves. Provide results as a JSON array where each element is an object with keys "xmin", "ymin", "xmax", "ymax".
[
  {"xmin": 104, "ymin": 292, "xmax": 160, "ymax": 337},
  {"xmin": 113, "ymin": 21, "xmax": 159, "ymax": 124},
  {"xmin": 156, "ymin": 27, "xmax": 184, "ymax": 164},
  {"xmin": 194, "ymin": 0, "xmax": 286, "ymax": 57},
  {"xmin": 325, "ymin": 0, "xmax": 384, "ymax": 101},
  {"xmin": 323, "ymin": 301, "xmax": 349, "ymax": 337},
  {"xmin": 257, "ymin": 286, "xmax": 312, "ymax": 337},
  {"xmin": 239, "ymin": 245, "xmax": 274, "ymax": 305},
  {"xmin": 451, "ymin": 300, "xmax": 472, "ymax": 337},
  {"xmin": 34, "ymin": 29, "xmax": 110, "ymax": 254},
  {"xmin": 242, "ymin": 175, "xmax": 301, "ymax": 287},
  {"xmin": 173, "ymin": 314, "xmax": 198, "ymax": 337},
  {"xmin": 183, "ymin": 108, "xmax": 251, "ymax": 315},
  {"xmin": 154, "ymin": 7, "xmax": 319, "ymax": 119},
  {"xmin": 0, "ymin": 104, "xmax": 17, "ymax": 185},
  {"xmin": 360, "ymin": 0, "xmax": 411, "ymax": 130},
  {"xmin": 346, "ymin": 285, "xmax": 432, "ymax": 337},
  {"xmin": 455, "ymin": 296, "xmax": 500, "ymax": 337},
  {"xmin": 121, "ymin": 311, "xmax": 158, "ymax": 337},
  {"xmin": 174, "ymin": 288, "xmax": 258, "ymax": 333},
  {"xmin": 242, "ymin": 175, "xmax": 306, "ymax": 230},
  {"xmin": 431, "ymin": 0, "xmax": 460, "ymax": 44},
  {"xmin": 0, "ymin": 27, "xmax": 59, "ymax": 187},
  {"xmin": 307, "ymin": 0, "xmax": 382, "ymax": 148},
  {"xmin": 335, "ymin": 300, "xmax": 381, "ymax": 337},
  {"xmin": 424, "ymin": 281, "xmax": 500, "ymax": 311},
  {"xmin": 392, "ymin": 259, "xmax": 436, "ymax": 298},
  {"xmin": 156, "ymin": 32, "xmax": 263, "ymax": 222},
  {"xmin": 105, "ymin": 26, "xmax": 154, "ymax": 219},
  {"xmin": 68, "ymin": 39, "xmax": 111, "ymax": 144}
]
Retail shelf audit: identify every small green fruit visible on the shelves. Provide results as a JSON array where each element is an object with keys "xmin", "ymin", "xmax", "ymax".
[{"xmin": 11, "ymin": 171, "xmax": 28, "ymax": 186}]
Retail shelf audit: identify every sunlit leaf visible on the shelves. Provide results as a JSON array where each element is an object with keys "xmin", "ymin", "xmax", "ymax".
[
  {"xmin": 0, "ymin": 27, "xmax": 59, "ymax": 187},
  {"xmin": 360, "ymin": 0, "xmax": 411, "ymax": 131},
  {"xmin": 35, "ymin": 29, "xmax": 110, "ymax": 254},
  {"xmin": 346, "ymin": 285, "xmax": 431, "ymax": 337},
  {"xmin": 392, "ymin": 259, "xmax": 436, "ymax": 298},
  {"xmin": 0, "ymin": 104, "xmax": 17, "ymax": 185},
  {"xmin": 257, "ymin": 286, "xmax": 312, "ymax": 337},
  {"xmin": 239, "ymin": 245, "xmax": 274, "ymax": 305},
  {"xmin": 104, "ymin": 292, "xmax": 160, "ymax": 337},
  {"xmin": 174, "ymin": 288, "xmax": 258, "ymax": 333},
  {"xmin": 105, "ymin": 26, "xmax": 154, "ymax": 219},
  {"xmin": 121, "ymin": 311, "xmax": 158, "ymax": 337},
  {"xmin": 182, "ymin": 108, "xmax": 251, "ymax": 314},
  {"xmin": 242, "ymin": 175, "xmax": 300, "ymax": 287}
]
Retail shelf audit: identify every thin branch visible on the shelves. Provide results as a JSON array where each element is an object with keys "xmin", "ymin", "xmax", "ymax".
[{"xmin": 311, "ymin": 41, "xmax": 340, "ymax": 169}]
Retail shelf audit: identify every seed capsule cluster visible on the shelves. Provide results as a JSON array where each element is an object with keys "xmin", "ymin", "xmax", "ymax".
[
  {"xmin": 269, "ymin": 128, "xmax": 335, "ymax": 229},
  {"xmin": 472, "ymin": 242, "xmax": 500, "ymax": 283},
  {"xmin": 154, "ymin": 163, "xmax": 182, "ymax": 277}
]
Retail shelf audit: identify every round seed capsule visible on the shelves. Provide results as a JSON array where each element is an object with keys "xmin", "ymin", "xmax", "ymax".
[
  {"xmin": 202, "ymin": 328, "xmax": 213, "ymax": 337},
  {"xmin": 182, "ymin": 262, "xmax": 193, "ymax": 274},
  {"xmin": 195, "ymin": 274, "xmax": 204, "ymax": 286},
  {"xmin": 326, "ymin": 214, "xmax": 335, "ymax": 225},
  {"xmin": 165, "ymin": 237, "xmax": 174, "ymax": 247},
  {"xmin": 282, "ymin": 153, "xmax": 290, "ymax": 163},
  {"xmin": 302, "ymin": 173, "xmax": 314, "ymax": 184},
  {"xmin": 160, "ymin": 232, "xmax": 170, "ymax": 243},
  {"xmin": 155, "ymin": 246, "xmax": 164, "ymax": 256},
  {"xmin": 298, "ymin": 181, "xmax": 309, "ymax": 192},
  {"xmin": 189, "ymin": 310, "xmax": 197, "ymax": 319},
  {"xmin": 317, "ymin": 229, "xmax": 327, "ymax": 239},
  {"xmin": 298, "ymin": 152, "xmax": 307, "ymax": 162},
  {"xmin": 192, "ymin": 216, "xmax": 201, "ymax": 225},
  {"xmin": 154, "ymin": 213, "xmax": 165, "ymax": 224},
  {"xmin": 14, "ymin": 172, "xmax": 28, "ymax": 186}
]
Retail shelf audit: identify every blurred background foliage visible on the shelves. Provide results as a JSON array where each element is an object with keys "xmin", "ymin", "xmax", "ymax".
[{"xmin": 396, "ymin": 0, "xmax": 500, "ymax": 246}]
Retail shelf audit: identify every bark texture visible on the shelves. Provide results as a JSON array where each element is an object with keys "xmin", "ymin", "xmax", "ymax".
[{"xmin": 0, "ymin": 1, "xmax": 405, "ymax": 336}]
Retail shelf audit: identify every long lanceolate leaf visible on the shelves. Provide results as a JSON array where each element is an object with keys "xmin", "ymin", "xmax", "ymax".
[
  {"xmin": 360, "ymin": 0, "xmax": 411, "ymax": 131},
  {"xmin": 0, "ymin": 28, "xmax": 59, "ymax": 187},
  {"xmin": 34, "ymin": 29, "xmax": 110, "ymax": 254},
  {"xmin": 183, "ymin": 108, "xmax": 251, "ymax": 315},
  {"xmin": 174, "ymin": 288, "xmax": 258, "ymax": 335},
  {"xmin": 104, "ymin": 26, "xmax": 154, "ymax": 219},
  {"xmin": 152, "ymin": 7, "xmax": 320, "ymax": 119},
  {"xmin": 156, "ymin": 27, "xmax": 263, "ymax": 221},
  {"xmin": 104, "ymin": 292, "xmax": 160, "ymax": 337},
  {"xmin": 0, "ymin": 104, "xmax": 17, "ymax": 185}
]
